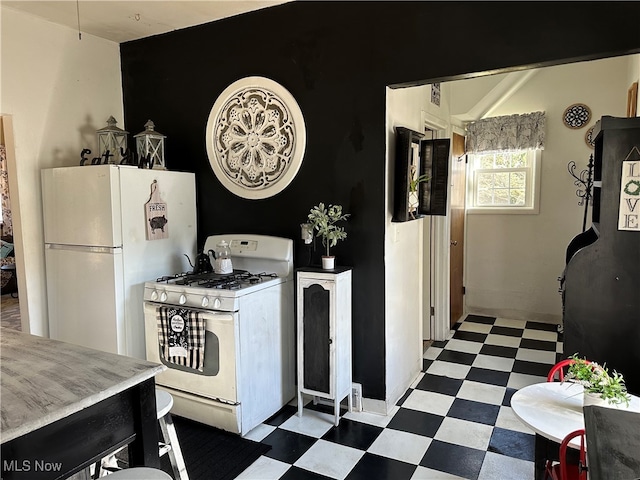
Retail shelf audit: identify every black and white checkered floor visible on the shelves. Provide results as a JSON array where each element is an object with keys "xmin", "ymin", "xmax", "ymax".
[{"xmin": 237, "ymin": 314, "xmax": 562, "ymax": 480}]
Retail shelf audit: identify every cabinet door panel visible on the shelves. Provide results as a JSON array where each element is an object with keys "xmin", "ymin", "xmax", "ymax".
[{"xmin": 302, "ymin": 283, "xmax": 330, "ymax": 394}]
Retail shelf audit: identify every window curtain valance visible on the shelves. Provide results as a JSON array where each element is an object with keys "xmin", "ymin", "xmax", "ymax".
[{"xmin": 465, "ymin": 111, "xmax": 546, "ymax": 153}]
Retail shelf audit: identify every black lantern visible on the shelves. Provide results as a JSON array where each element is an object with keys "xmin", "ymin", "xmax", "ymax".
[{"xmin": 135, "ymin": 120, "xmax": 166, "ymax": 170}]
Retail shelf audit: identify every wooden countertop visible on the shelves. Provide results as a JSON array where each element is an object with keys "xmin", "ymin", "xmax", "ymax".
[{"xmin": 0, "ymin": 328, "xmax": 165, "ymax": 444}]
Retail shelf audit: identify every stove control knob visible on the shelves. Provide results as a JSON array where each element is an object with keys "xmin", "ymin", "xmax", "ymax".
[
  {"xmin": 179, "ymin": 294, "xmax": 187, "ymax": 305},
  {"xmin": 214, "ymin": 297, "xmax": 222, "ymax": 309},
  {"xmin": 201, "ymin": 296, "xmax": 210, "ymax": 308},
  {"xmin": 160, "ymin": 291, "xmax": 168, "ymax": 302},
  {"xmin": 150, "ymin": 290, "xmax": 159, "ymax": 301}
]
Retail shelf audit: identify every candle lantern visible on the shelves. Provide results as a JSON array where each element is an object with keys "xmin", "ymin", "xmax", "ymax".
[
  {"xmin": 135, "ymin": 120, "xmax": 166, "ymax": 169},
  {"xmin": 96, "ymin": 116, "xmax": 128, "ymax": 164}
]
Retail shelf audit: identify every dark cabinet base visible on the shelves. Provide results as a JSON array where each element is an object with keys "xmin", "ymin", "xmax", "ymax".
[{"xmin": 562, "ymin": 116, "xmax": 640, "ymax": 395}]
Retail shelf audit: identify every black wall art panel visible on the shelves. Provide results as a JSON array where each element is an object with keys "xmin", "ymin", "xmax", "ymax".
[{"xmin": 121, "ymin": 2, "xmax": 640, "ymax": 400}]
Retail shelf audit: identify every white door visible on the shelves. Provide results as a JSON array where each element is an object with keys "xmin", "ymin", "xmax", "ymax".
[{"xmin": 45, "ymin": 244, "xmax": 124, "ymax": 354}]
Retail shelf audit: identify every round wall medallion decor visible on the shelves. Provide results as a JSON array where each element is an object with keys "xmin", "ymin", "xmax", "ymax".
[
  {"xmin": 205, "ymin": 76, "xmax": 306, "ymax": 199},
  {"xmin": 562, "ymin": 103, "xmax": 591, "ymax": 129},
  {"xmin": 585, "ymin": 125, "xmax": 595, "ymax": 148}
]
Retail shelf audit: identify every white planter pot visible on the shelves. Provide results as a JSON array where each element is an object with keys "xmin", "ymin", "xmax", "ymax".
[
  {"xmin": 322, "ymin": 256, "xmax": 335, "ymax": 270},
  {"xmin": 583, "ymin": 391, "xmax": 628, "ymax": 409},
  {"xmin": 583, "ymin": 391, "xmax": 608, "ymax": 407},
  {"xmin": 409, "ymin": 191, "xmax": 419, "ymax": 213}
]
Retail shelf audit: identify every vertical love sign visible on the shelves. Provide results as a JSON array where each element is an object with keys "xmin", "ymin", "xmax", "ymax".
[
  {"xmin": 145, "ymin": 180, "xmax": 168, "ymax": 240},
  {"xmin": 618, "ymin": 154, "xmax": 640, "ymax": 231}
]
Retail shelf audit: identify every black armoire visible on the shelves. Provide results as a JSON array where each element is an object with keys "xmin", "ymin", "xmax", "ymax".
[{"xmin": 563, "ymin": 116, "xmax": 640, "ymax": 395}]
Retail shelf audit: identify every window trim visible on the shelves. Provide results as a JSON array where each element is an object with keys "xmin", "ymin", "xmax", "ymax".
[{"xmin": 467, "ymin": 149, "xmax": 541, "ymax": 215}]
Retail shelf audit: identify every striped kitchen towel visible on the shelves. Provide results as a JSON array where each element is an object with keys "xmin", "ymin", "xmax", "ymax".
[{"xmin": 157, "ymin": 306, "xmax": 205, "ymax": 372}]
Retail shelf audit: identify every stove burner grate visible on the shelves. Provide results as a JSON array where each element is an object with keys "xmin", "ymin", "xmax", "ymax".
[{"xmin": 154, "ymin": 270, "xmax": 279, "ymax": 290}]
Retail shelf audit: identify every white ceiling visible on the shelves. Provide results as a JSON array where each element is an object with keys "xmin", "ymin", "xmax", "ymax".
[{"xmin": 2, "ymin": 0, "xmax": 292, "ymax": 43}]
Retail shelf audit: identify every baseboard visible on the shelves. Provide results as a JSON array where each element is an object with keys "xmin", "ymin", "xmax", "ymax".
[
  {"xmin": 466, "ymin": 307, "xmax": 561, "ymax": 325},
  {"xmin": 362, "ymin": 397, "xmax": 388, "ymax": 415}
]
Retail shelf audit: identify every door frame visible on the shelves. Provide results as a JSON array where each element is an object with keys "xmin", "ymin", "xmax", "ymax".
[
  {"xmin": 1, "ymin": 115, "xmax": 29, "ymax": 333},
  {"xmin": 421, "ymin": 111, "xmax": 454, "ymax": 342}
]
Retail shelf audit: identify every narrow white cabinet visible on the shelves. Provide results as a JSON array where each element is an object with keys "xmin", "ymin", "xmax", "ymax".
[{"xmin": 296, "ymin": 267, "xmax": 352, "ymax": 426}]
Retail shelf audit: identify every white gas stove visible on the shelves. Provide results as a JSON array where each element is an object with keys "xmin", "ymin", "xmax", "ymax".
[
  {"xmin": 143, "ymin": 234, "xmax": 293, "ymax": 311},
  {"xmin": 142, "ymin": 234, "xmax": 295, "ymax": 435},
  {"xmin": 145, "ymin": 270, "xmax": 284, "ymax": 311}
]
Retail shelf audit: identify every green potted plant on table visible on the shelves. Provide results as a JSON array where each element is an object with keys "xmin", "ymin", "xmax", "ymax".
[
  {"xmin": 564, "ymin": 354, "xmax": 631, "ymax": 407},
  {"xmin": 306, "ymin": 202, "xmax": 349, "ymax": 270}
]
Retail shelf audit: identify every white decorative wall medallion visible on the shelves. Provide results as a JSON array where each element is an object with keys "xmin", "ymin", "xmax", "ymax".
[{"xmin": 205, "ymin": 77, "xmax": 306, "ymax": 199}]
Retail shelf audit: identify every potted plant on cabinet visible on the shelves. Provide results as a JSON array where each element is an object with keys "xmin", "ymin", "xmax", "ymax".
[
  {"xmin": 564, "ymin": 354, "xmax": 631, "ymax": 407},
  {"xmin": 306, "ymin": 202, "xmax": 349, "ymax": 270}
]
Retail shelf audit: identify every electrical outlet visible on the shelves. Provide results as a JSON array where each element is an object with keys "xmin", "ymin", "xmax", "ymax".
[{"xmin": 351, "ymin": 382, "xmax": 363, "ymax": 412}]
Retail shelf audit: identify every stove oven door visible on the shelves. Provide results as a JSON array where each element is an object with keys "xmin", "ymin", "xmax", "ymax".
[{"xmin": 143, "ymin": 302, "xmax": 238, "ymax": 403}]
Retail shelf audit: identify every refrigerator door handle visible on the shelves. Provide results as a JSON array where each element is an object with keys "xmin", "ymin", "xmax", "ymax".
[{"xmin": 46, "ymin": 244, "xmax": 122, "ymax": 254}]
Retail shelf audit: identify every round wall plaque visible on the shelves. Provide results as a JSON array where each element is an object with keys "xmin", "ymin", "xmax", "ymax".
[
  {"xmin": 584, "ymin": 125, "xmax": 595, "ymax": 148},
  {"xmin": 562, "ymin": 103, "xmax": 591, "ymax": 129},
  {"xmin": 205, "ymin": 77, "xmax": 306, "ymax": 199}
]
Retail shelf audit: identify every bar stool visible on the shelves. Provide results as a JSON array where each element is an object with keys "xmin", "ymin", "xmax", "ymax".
[
  {"xmin": 102, "ymin": 468, "xmax": 172, "ymax": 479},
  {"xmin": 95, "ymin": 389, "xmax": 188, "ymax": 479},
  {"xmin": 156, "ymin": 389, "xmax": 188, "ymax": 480}
]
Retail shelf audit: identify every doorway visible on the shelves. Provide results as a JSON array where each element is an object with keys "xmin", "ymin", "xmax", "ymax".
[
  {"xmin": 0, "ymin": 115, "xmax": 26, "ymax": 332},
  {"xmin": 1, "ymin": 116, "xmax": 21, "ymax": 330},
  {"xmin": 421, "ymin": 118, "xmax": 449, "ymax": 345}
]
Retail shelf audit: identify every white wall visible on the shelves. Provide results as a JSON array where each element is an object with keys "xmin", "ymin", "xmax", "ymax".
[
  {"xmin": 384, "ymin": 84, "xmax": 452, "ymax": 412},
  {"xmin": 464, "ymin": 57, "xmax": 631, "ymax": 323},
  {"xmin": 1, "ymin": 6, "xmax": 123, "ymax": 335},
  {"xmin": 384, "ymin": 86, "xmax": 427, "ymax": 413}
]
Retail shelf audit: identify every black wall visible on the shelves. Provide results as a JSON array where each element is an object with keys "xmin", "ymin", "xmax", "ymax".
[{"xmin": 121, "ymin": 1, "xmax": 640, "ymax": 401}]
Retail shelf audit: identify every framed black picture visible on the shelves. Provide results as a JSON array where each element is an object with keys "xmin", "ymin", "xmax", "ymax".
[{"xmin": 392, "ymin": 126, "xmax": 450, "ymax": 222}]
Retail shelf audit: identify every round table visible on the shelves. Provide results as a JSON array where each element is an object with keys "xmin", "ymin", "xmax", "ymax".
[
  {"xmin": 511, "ymin": 382, "xmax": 640, "ymax": 480},
  {"xmin": 512, "ymin": 382, "xmax": 584, "ymax": 447},
  {"xmin": 512, "ymin": 382, "xmax": 640, "ymax": 445}
]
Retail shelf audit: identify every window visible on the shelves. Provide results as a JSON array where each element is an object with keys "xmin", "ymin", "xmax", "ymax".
[{"xmin": 468, "ymin": 149, "xmax": 541, "ymax": 214}]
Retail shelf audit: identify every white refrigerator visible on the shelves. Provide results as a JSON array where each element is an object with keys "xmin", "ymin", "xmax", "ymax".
[{"xmin": 42, "ymin": 165, "xmax": 197, "ymax": 359}]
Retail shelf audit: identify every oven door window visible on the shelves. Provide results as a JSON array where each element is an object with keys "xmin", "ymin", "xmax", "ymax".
[
  {"xmin": 146, "ymin": 307, "xmax": 238, "ymax": 402},
  {"xmin": 159, "ymin": 329, "xmax": 220, "ymax": 376}
]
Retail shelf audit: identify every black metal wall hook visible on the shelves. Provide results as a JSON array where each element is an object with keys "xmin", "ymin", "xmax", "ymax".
[{"xmin": 567, "ymin": 154, "xmax": 594, "ymax": 232}]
